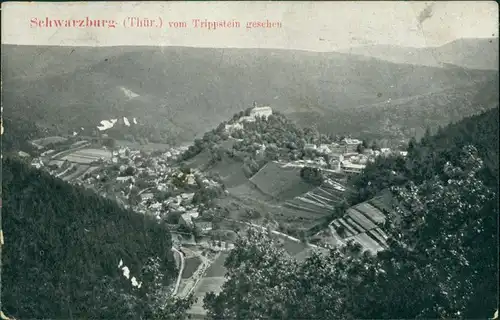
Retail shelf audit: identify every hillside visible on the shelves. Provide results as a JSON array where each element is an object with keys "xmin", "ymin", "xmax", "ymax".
[
  {"xmin": 2, "ymin": 44, "xmax": 497, "ymax": 145},
  {"xmin": 350, "ymin": 107, "xmax": 499, "ymax": 204},
  {"xmin": 288, "ymin": 76, "xmax": 499, "ymax": 142},
  {"xmin": 1, "ymin": 157, "xmax": 182, "ymax": 319},
  {"xmin": 202, "ymin": 109, "xmax": 499, "ymax": 320},
  {"xmin": 341, "ymin": 38, "xmax": 499, "ymax": 71}
]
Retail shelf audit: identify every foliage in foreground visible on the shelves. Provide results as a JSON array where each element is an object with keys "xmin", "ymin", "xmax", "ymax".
[
  {"xmin": 2, "ymin": 158, "xmax": 194, "ymax": 319},
  {"xmin": 203, "ymin": 146, "xmax": 498, "ymax": 319}
]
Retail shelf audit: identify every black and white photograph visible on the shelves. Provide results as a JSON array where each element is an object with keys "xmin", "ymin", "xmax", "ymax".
[{"xmin": 0, "ymin": 1, "xmax": 498, "ymax": 319}]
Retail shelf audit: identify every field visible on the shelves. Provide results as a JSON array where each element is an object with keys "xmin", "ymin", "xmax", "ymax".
[
  {"xmin": 188, "ymin": 276, "xmax": 226, "ymax": 316},
  {"xmin": 54, "ymin": 164, "xmax": 100, "ymax": 182},
  {"xmin": 219, "ymin": 191, "xmax": 322, "ymax": 228},
  {"xmin": 115, "ymin": 139, "xmax": 171, "ymax": 152},
  {"xmin": 62, "ymin": 165, "xmax": 90, "ymax": 181},
  {"xmin": 250, "ymin": 162, "xmax": 315, "ymax": 200},
  {"xmin": 184, "ymin": 149, "xmax": 212, "ymax": 170},
  {"xmin": 284, "ymin": 182, "xmax": 349, "ymax": 216},
  {"xmin": 280, "ymin": 238, "xmax": 309, "ymax": 256},
  {"xmin": 204, "ymin": 252, "xmax": 229, "ymax": 278},
  {"xmin": 208, "ymin": 156, "xmax": 248, "ymax": 188},
  {"xmin": 182, "ymin": 256, "xmax": 203, "ymax": 279},
  {"xmin": 222, "ymin": 169, "xmax": 350, "ymax": 229},
  {"xmin": 326, "ymin": 197, "xmax": 393, "ymax": 254},
  {"xmin": 60, "ymin": 148, "xmax": 112, "ymax": 164},
  {"xmin": 228, "ymin": 181, "xmax": 273, "ymax": 202},
  {"xmin": 30, "ymin": 136, "xmax": 68, "ymax": 148}
]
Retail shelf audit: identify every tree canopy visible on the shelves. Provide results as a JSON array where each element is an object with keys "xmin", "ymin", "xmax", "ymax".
[
  {"xmin": 2, "ymin": 157, "xmax": 193, "ymax": 319},
  {"xmin": 202, "ymin": 108, "xmax": 499, "ymax": 319}
]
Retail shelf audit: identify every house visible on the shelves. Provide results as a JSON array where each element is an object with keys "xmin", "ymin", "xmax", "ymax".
[
  {"xmin": 363, "ymin": 148, "xmax": 374, "ymax": 156},
  {"xmin": 341, "ymin": 138, "xmax": 362, "ymax": 146},
  {"xmin": 317, "ymin": 144, "xmax": 332, "ymax": 154},
  {"xmin": 141, "ymin": 193, "xmax": 154, "ymax": 201},
  {"xmin": 41, "ymin": 149, "xmax": 55, "ymax": 157},
  {"xmin": 304, "ymin": 144, "xmax": 317, "ymax": 151},
  {"xmin": 194, "ymin": 220, "xmax": 213, "ymax": 232},
  {"xmin": 341, "ymin": 161, "xmax": 365, "ymax": 174},
  {"xmin": 179, "ymin": 209, "xmax": 200, "ymax": 228},
  {"xmin": 341, "ymin": 138, "xmax": 362, "ymax": 153},
  {"xmin": 239, "ymin": 116, "xmax": 256, "ymax": 123},
  {"xmin": 225, "ymin": 122, "xmax": 244, "ymax": 133},
  {"xmin": 117, "ymin": 176, "xmax": 135, "ymax": 183},
  {"xmin": 250, "ymin": 106, "xmax": 273, "ymax": 119},
  {"xmin": 181, "ymin": 193, "xmax": 195, "ymax": 202},
  {"xmin": 31, "ymin": 159, "xmax": 44, "ymax": 169},
  {"xmin": 186, "ymin": 174, "xmax": 196, "ymax": 186}
]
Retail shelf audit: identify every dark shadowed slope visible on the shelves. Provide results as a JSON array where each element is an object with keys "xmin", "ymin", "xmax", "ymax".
[{"xmin": 1, "ymin": 157, "xmax": 177, "ymax": 319}]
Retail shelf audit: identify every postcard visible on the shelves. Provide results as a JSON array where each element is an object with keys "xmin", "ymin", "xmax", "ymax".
[{"xmin": 1, "ymin": 1, "xmax": 498, "ymax": 320}]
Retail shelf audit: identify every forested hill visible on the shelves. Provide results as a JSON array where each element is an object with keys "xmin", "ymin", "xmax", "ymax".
[
  {"xmin": 202, "ymin": 108, "xmax": 499, "ymax": 319},
  {"xmin": 1, "ymin": 157, "xmax": 182, "ymax": 319},
  {"xmin": 350, "ymin": 106, "xmax": 499, "ymax": 203}
]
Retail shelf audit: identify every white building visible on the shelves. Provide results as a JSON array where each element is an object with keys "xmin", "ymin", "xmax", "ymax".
[
  {"xmin": 41, "ymin": 149, "xmax": 55, "ymax": 157},
  {"xmin": 141, "ymin": 193, "xmax": 154, "ymax": 201},
  {"xmin": 317, "ymin": 144, "xmax": 332, "ymax": 154},
  {"xmin": 117, "ymin": 176, "xmax": 135, "ymax": 183},
  {"xmin": 225, "ymin": 122, "xmax": 244, "ymax": 133},
  {"xmin": 304, "ymin": 144, "xmax": 317, "ymax": 151},
  {"xmin": 250, "ymin": 106, "xmax": 273, "ymax": 119},
  {"xmin": 341, "ymin": 161, "xmax": 365, "ymax": 174},
  {"xmin": 239, "ymin": 116, "xmax": 256, "ymax": 123},
  {"xmin": 342, "ymin": 138, "xmax": 362, "ymax": 146},
  {"xmin": 180, "ymin": 210, "xmax": 200, "ymax": 228}
]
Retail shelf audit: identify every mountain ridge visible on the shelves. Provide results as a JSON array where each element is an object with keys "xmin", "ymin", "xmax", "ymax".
[
  {"xmin": 340, "ymin": 37, "xmax": 498, "ymax": 71},
  {"xmin": 2, "ymin": 43, "xmax": 497, "ymax": 146}
]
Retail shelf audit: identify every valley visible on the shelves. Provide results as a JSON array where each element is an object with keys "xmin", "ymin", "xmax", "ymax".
[
  {"xmin": 13, "ymin": 104, "xmax": 421, "ymax": 317},
  {"xmin": 1, "ymin": 33, "xmax": 498, "ymax": 319}
]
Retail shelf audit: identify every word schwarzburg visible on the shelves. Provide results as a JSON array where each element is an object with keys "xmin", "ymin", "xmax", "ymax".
[{"xmin": 30, "ymin": 17, "xmax": 117, "ymax": 28}]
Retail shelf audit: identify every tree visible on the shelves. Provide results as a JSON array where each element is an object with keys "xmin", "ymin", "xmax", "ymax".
[
  {"xmin": 203, "ymin": 146, "xmax": 498, "ymax": 319},
  {"xmin": 385, "ymin": 145, "xmax": 497, "ymax": 319},
  {"xmin": 370, "ymin": 140, "xmax": 380, "ymax": 151},
  {"xmin": 300, "ymin": 166, "xmax": 324, "ymax": 185},
  {"xmin": 122, "ymin": 166, "xmax": 136, "ymax": 176},
  {"xmin": 102, "ymin": 137, "xmax": 116, "ymax": 149},
  {"xmin": 356, "ymin": 143, "xmax": 365, "ymax": 153}
]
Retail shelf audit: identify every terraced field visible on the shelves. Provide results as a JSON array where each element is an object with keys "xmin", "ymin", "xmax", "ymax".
[
  {"xmin": 60, "ymin": 148, "xmax": 112, "ymax": 164},
  {"xmin": 30, "ymin": 136, "xmax": 68, "ymax": 148},
  {"xmin": 328, "ymin": 195, "xmax": 394, "ymax": 254},
  {"xmin": 284, "ymin": 182, "xmax": 349, "ymax": 217}
]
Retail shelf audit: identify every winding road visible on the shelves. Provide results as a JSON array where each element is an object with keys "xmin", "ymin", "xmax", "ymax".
[{"xmin": 171, "ymin": 247, "xmax": 185, "ymax": 296}]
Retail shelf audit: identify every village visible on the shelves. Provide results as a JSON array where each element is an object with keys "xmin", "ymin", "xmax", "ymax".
[{"xmin": 21, "ymin": 104, "xmax": 412, "ymax": 317}]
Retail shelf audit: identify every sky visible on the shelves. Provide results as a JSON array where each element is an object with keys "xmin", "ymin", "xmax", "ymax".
[{"xmin": 1, "ymin": 1, "xmax": 498, "ymax": 51}]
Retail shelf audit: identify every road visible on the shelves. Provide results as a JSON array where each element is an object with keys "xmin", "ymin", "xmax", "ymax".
[
  {"xmin": 222, "ymin": 217, "xmax": 320, "ymax": 249},
  {"xmin": 171, "ymin": 247, "xmax": 185, "ymax": 296}
]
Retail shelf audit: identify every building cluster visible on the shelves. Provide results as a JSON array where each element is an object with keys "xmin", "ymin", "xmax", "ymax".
[
  {"xmin": 238, "ymin": 105, "xmax": 273, "ymax": 123},
  {"xmin": 290, "ymin": 138, "xmax": 408, "ymax": 175}
]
